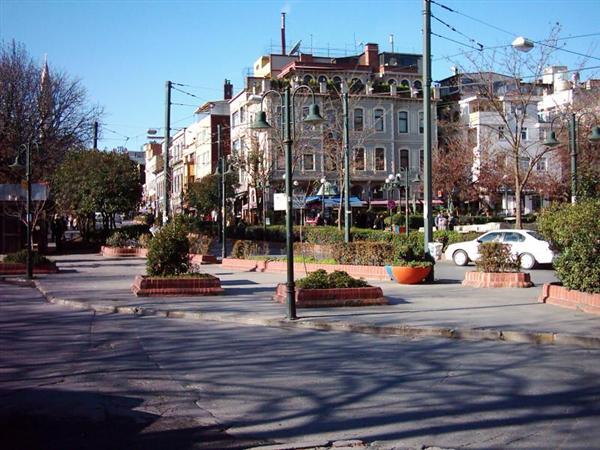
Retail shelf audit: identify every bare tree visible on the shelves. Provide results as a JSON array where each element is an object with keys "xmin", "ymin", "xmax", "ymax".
[
  {"xmin": 456, "ymin": 27, "xmax": 562, "ymax": 227},
  {"xmin": 0, "ymin": 40, "xmax": 102, "ymax": 184}
]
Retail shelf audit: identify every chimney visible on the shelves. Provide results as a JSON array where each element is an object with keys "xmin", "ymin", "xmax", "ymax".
[
  {"xmin": 281, "ymin": 12, "xmax": 286, "ymax": 55},
  {"xmin": 364, "ymin": 43, "xmax": 379, "ymax": 69},
  {"xmin": 224, "ymin": 79, "xmax": 233, "ymax": 100}
]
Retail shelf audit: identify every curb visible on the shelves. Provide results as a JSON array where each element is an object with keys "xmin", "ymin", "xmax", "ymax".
[{"xmin": 32, "ymin": 281, "xmax": 600, "ymax": 349}]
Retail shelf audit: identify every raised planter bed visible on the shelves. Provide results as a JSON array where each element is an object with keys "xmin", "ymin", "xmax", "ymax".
[
  {"xmin": 539, "ymin": 283, "xmax": 600, "ymax": 315},
  {"xmin": 101, "ymin": 246, "xmax": 147, "ymax": 257},
  {"xmin": 273, "ymin": 283, "xmax": 387, "ymax": 308},
  {"xmin": 131, "ymin": 274, "xmax": 224, "ymax": 297},
  {"xmin": 462, "ymin": 271, "xmax": 533, "ymax": 288},
  {"xmin": 190, "ymin": 254, "xmax": 218, "ymax": 265},
  {"xmin": 385, "ymin": 265, "xmax": 432, "ymax": 284},
  {"xmin": 0, "ymin": 262, "xmax": 59, "ymax": 275},
  {"xmin": 222, "ymin": 258, "xmax": 388, "ymax": 280}
]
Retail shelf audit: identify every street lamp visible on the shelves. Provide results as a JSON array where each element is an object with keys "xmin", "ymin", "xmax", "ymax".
[
  {"xmin": 9, "ymin": 143, "xmax": 37, "ymax": 279},
  {"xmin": 543, "ymin": 112, "xmax": 600, "ymax": 203},
  {"xmin": 384, "ymin": 168, "xmax": 420, "ymax": 235},
  {"xmin": 250, "ymin": 84, "xmax": 325, "ymax": 320},
  {"xmin": 215, "ymin": 155, "xmax": 233, "ymax": 260}
]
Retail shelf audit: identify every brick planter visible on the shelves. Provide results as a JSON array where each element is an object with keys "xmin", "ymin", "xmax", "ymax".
[
  {"xmin": 539, "ymin": 283, "xmax": 600, "ymax": 315},
  {"xmin": 462, "ymin": 271, "xmax": 533, "ymax": 288},
  {"xmin": 273, "ymin": 283, "xmax": 387, "ymax": 308},
  {"xmin": 131, "ymin": 274, "xmax": 224, "ymax": 297},
  {"xmin": 101, "ymin": 246, "xmax": 147, "ymax": 257},
  {"xmin": 0, "ymin": 262, "xmax": 59, "ymax": 275},
  {"xmin": 190, "ymin": 254, "xmax": 218, "ymax": 265},
  {"xmin": 221, "ymin": 258, "xmax": 388, "ymax": 280}
]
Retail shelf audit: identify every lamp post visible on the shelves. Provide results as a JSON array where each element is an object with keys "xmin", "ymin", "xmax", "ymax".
[
  {"xmin": 384, "ymin": 168, "xmax": 419, "ymax": 235},
  {"xmin": 251, "ymin": 84, "xmax": 325, "ymax": 320},
  {"xmin": 215, "ymin": 154, "xmax": 232, "ymax": 260},
  {"xmin": 543, "ymin": 112, "xmax": 600, "ymax": 203},
  {"xmin": 10, "ymin": 143, "xmax": 36, "ymax": 279},
  {"xmin": 319, "ymin": 177, "xmax": 326, "ymax": 218}
]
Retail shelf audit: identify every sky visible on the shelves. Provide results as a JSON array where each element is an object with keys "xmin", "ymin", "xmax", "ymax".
[{"xmin": 2, "ymin": 0, "xmax": 599, "ymax": 152}]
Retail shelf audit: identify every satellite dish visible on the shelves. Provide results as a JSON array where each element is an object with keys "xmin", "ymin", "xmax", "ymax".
[
  {"xmin": 289, "ymin": 40, "xmax": 301, "ymax": 55},
  {"xmin": 147, "ymin": 128, "xmax": 158, "ymax": 135}
]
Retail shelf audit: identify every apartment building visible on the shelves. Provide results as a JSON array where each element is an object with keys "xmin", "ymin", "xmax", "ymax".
[{"xmin": 230, "ymin": 43, "xmax": 436, "ymax": 222}]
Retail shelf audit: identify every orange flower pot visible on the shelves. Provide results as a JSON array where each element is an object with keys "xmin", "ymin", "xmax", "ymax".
[{"xmin": 386, "ymin": 265, "xmax": 431, "ymax": 284}]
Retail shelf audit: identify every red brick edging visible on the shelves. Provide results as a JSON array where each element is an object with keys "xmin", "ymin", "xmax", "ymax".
[
  {"xmin": 101, "ymin": 246, "xmax": 147, "ymax": 257},
  {"xmin": 131, "ymin": 274, "xmax": 224, "ymax": 297},
  {"xmin": 222, "ymin": 258, "xmax": 388, "ymax": 280},
  {"xmin": 539, "ymin": 283, "xmax": 600, "ymax": 315},
  {"xmin": 462, "ymin": 271, "xmax": 533, "ymax": 288},
  {"xmin": 273, "ymin": 283, "xmax": 387, "ymax": 308},
  {"xmin": 0, "ymin": 263, "xmax": 59, "ymax": 275}
]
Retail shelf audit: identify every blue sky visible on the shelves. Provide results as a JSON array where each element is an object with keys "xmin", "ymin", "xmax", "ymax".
[{"xmin": 2, "ymin": 0, "xmax": 599, "ymax": 151}]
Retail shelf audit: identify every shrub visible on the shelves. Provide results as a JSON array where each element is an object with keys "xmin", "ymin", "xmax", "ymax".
[
  {"xmin": 305, "ymin": 226, "xmax": 344, "ymax": 244},
  {"xmin": 332, "ymin": 241, "xmax": 395, "ymax": 266},
  {"xmin": 476, "ymin": 242, "xmax": 520, "ymax": 273},
  {"xmin": 138, "ymin": 233, "xmax": 152, "ymax": 249},
  {"xmin": 3, "ymin": 250, "xmax": 52, "ymax": 266},
  {"xmin": 105, "ymin": 231, "xmax": 130, "ymax": 247},
  {"xmin": 231, "ymin": 240, "xmax": 268, "ymax": 259},
  {"xmin": 434, "ymin": 230, "xmax": 482, "ymax": 252},
  {"xmin": 188, "ymin": 233, "xmax": 214, "ymax": 255},
  {"xmin": 538, "ymin": 199, "xmax": 600, "ymax": 294},
  {"xmin": 146, "ymin": 220, "xmax": 190, "ymax": 276},
  {"xmin": 118, "ymin": 224, "xmax": 150, "ymax": 240},
  {"xmin": 296, "ymin": 269, "xmax": 369, "ymax": 289}
]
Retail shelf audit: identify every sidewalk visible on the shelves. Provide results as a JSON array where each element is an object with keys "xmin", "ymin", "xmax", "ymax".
[{"xmin": 13, "ymin": 253, "xmax": 600, "ymax": 348}]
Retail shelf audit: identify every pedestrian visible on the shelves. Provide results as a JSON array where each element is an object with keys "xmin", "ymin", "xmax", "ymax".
[
  {"xmin": 435, "ymin": 212, "xmax": 443, "ymax": 230},
  {"xmin": 438, "ymin": 214, "xmax": 448, "ymax": 231},
  {"xmin": 448, "ymin": 213, "xmax": 457, "ymax": 231}
]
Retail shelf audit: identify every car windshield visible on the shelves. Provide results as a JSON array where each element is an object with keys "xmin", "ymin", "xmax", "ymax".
[{"xmin": 526, "ymin": 231, "xmax": 545, "ymax": 241}]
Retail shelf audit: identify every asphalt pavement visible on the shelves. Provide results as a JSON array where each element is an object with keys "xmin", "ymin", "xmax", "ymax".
[{"xmin": 10, "ymin": 253, "xmax": 600, "ymax": 349}]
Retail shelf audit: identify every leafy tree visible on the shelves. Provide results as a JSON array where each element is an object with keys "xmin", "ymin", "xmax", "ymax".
[
  {"xmin": 52, "ymin": 149, "xmax": 142, "ymax": 238},
  {"xmin": 185, "ymin": 172, "xmax": 237, "ymax": 218}
]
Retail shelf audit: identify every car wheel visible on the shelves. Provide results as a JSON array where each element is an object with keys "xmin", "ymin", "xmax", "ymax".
[
  {"xmin": 520, "ymin": 253, "xmax": 536, "ymax": 270},
  {"xmin": 452, "ymin": 250, "xmax": 469, "ymax": 266}
]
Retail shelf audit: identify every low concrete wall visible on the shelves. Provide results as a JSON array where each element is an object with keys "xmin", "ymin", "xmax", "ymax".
[{"xmin": 273, "ymin": 283, "xmax": 387, "ymax": 308}]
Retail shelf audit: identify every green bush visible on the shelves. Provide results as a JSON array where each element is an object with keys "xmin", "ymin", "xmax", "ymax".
[
  {"xmin": 118, "ymin": 224, "xmax": 151, "ymax": 240},
  {"xmin": 304, "ymin": 226, "xmax": 344, "ymax": 244},
  {"xmin": 231, "ymin": 240, "xmax": 268, "ymax": 259},
  {"xmin": 434, "ymin": 230, "xmax": 482, "ymax": 252},
  {"xmin": 332, "ymin": 241, "xmax": 395, "ymax": 266},
  {"xmin": 146, "ymin": 220, "xmax": 190, "ymax": 276},
  {"xmin": 476, "ymin": 242, "xmax": 520, "ymax": 273},
  {"xmin": 105, "ymin": 231, "xmax": 130, "ymax": 247},
  {"xmin": 3, "ymin": 250, "xmax": 52, "ymax": 266},
  {"xmin": 296, "ymin": 269, "xmax": 369, "ymax": 289},
  {"xmin": 188, "ymin": 233, "xmax": 213, "ymax": 255},
  {"xmin": 538, "ymin": 199, "xmax": 600, "ymax": 293},
  {"xmin": 138, "ymin": 233, "xmax": 152, "ymax": 249}
]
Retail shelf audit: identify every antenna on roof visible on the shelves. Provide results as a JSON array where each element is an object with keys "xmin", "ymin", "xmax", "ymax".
[{"xmin": 289, "ymin": 40, "xmax": 301, "ymax": 56}]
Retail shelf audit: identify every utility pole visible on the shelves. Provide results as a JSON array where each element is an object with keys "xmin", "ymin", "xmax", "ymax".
[
  {"xmin": 218, "ymin": 124, "xmax": 226, "ymax": 259},
  {"xmin": 423, "ymin": 0, "xmax": 434, "ymax": 280},
  {"xmin": 163, "ymin": 80, "xmax": 172, "ymax": 224},
  {"xmin": 343, "ymin": 89, "xmax": 351, "ymax": 243},
  {"xmin": 93, "ymin": 121, "xmax": 98, "ymax": 149},
  {"xmin": 569, "ymin": 113, "xmax": 578, "ymax": 204}
]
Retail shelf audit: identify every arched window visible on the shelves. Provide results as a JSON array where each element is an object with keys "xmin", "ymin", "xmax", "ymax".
[
  {"xmin": 318, "ymin": 75, "xmax": 328, "ymax": 84},
  {"xmin": 398, "ymin": 111, "xmax": 409, "ymax": 133},
  {"xmin": 400, "ymin": 149, "xmax": 409, "ymax": 169},
  {"xmin": 373, "ymin": 108, "xmax": 384, "ymax": 132},
  {"xmin": 303, "ymin": 74, "xmax": 314, "ymax": 85},
  {"xmin": 400, "ymin": 79, "xmax": 410, "ymax": 90},
  {"xmin": 413, "ymin": 80, "xmax": 423, "ymax": 91},
  {"xmin": 388, "ymin": 78, "xmax": 396, "ymax": 85},
  {"xmin": 353, "ymin": 108, "xmax": 364, "ymax": 131}
]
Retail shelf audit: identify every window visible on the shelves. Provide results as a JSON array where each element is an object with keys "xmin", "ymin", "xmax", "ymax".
[
  {"xmin": 521, "ymin": 127, "xmax": 528, "ymax": 140},
  {"xmin": 398, "ymin": 111, "xmax": 408, "ymax": 133},
  {"xmin": 535, "ymin": 157, "xmax": 547, "ymax": 171},
  {"xmin": 375, "ymin": 148, "xmax": 385, "ymax": 171},
  {"xmin": 519, "ymin": 156, "xmax": 530, "ymax": 171},
  {"xmin": 420, "ymin": 149, "xmax": 424, "ymax": 171},
  {"xmin": 303, "ymin": 153, "xmax": 315, "ymax": 171},
  {"xmin": 479, "ymin": 232, "xmax": 503, "ymax": 243},
  {"xmin": 498, "ymin": 126, "xmax": 505, "ymax": 139},
  {"xmin": 239, "ymin": 106, "xmax": 245, "ymax": 123},
  {"xmin": 276, "ymin": 150, "xmax": 285, "ymax": 170},
  {"xmin": 354, "ymin": 147, "xmax": 365, "ymax": 171},
  {"xmin": 374, "ymin": 108, "xmax": 384, "ymax": 131},
  {"xmin": 232, "ymin": 111, "xmax": 239, "ymax": 127},
  {"xmin": 232, "ymin": 139, "xmax": 241, "ymax": 156},
  {"xmin": 400, "ymin": 149, "xmax": 409, "ymax": 169},
  {"xmin": 419, "ymin": 112, "xmax": 424, "ymax": 134},
  {"xmin": 353, "ymin": 108, "xmax": 364, "ymax": 131},
  {"xmin": 503, "ymin": 232, "xmax": 525, "ymax": 243}
]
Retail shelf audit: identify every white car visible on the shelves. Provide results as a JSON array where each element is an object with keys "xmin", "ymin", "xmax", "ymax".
[{"xmin": 444, "ymin": 229, "xmax": 555, "ymax": 269}]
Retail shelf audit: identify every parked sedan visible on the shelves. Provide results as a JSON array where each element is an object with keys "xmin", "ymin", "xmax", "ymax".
[{"xmin": 444, "ymin": 229, "xmax": 555, "ymax": 269}]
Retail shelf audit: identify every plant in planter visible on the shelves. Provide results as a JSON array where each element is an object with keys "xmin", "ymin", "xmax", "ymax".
[
  {"xmin": 385, "ymin": 259, "xmax": 434, "ymax": 284},
  {"xmin": 1, "ymin": 250, "xmax": 59, "ymax": 274},
  {"xmin": 273, "ymin": 269, "xmax": 387, "ymax": 308},
  {"xmin": 131, "ymin": 220, "xmax": 223, "ymax": 296},
  {"xmin": 537, "ymin": 199, "xmax": 600, "ymax": 313},
  {"xmin": 462, "ymin": 242, "xmax": 532, "ymax": 288}
]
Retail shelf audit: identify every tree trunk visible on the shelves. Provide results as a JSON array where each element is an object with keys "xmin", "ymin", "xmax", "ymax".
[{"xmin": 515, "ymin": 185, "xmax": 522, "ymax": 229}]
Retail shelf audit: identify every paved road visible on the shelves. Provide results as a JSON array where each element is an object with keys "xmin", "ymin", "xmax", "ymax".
[{"xmin": 2, "ymin": 283, "xmax": 600, "ymax": 449}]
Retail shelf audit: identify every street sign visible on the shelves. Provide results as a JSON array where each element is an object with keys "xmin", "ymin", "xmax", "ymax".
[{"xmin": 387, "ymin": 200, "xmax": 396, "ymax": 209}]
